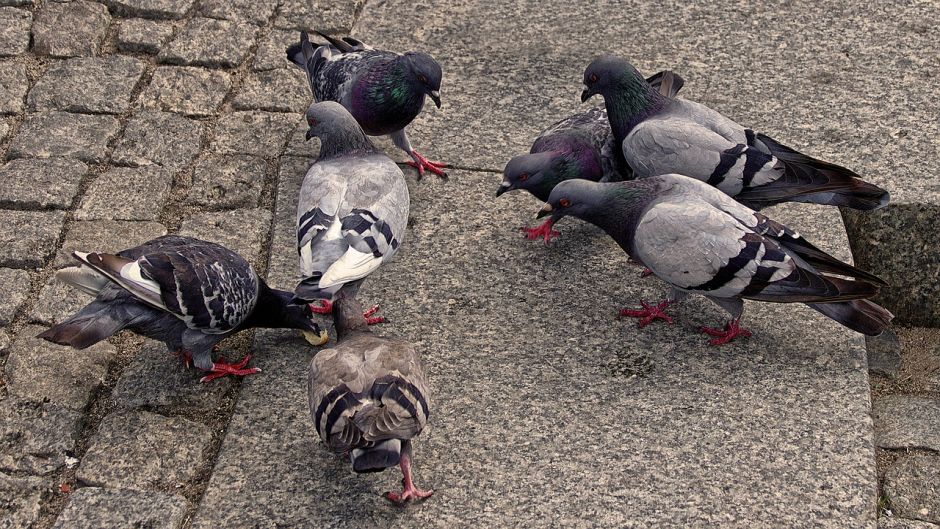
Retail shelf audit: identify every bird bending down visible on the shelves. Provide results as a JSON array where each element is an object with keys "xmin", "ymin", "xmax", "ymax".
[
  {"xmin": 538, "ymin": 175, "xmax": 893, "ymax": 345},
  {"xmin": 287, "ymin": 31, "xmax": 448, "ymax": 178},
  {"xmin": 38, "ymin": 236, "xmax": 327, "ymax": 382},
  {"xmin": 581, "ymin": 55, "xmax": 890, "ymax": 211},
  {"xmin": 308, "ymin": 295, "xmax": 432, "ymax": 503}
]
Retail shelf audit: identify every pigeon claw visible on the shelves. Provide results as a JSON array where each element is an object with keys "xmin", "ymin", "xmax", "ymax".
[
  {"xmin": 200, "ymin": 354, "xmax": 261, "ymax": 383},
  {"xmin": 407, "ymin": 150, "xmax": 449, "ymax": 180},
  {"xmin": 639, "ymin": 267, "xmax": 654, "ymax": 278},
  {"xmin": 385, "ymin": 484, "xmax": 434, "ymax": 504},
  {"xmin": 309, "ymin": 299, "xmax": 334, "ymax": 315},
  {"xmin": 520, "ymin": 218, "xmax": 560, "ymax": 243},
  {"xmin": 362, "ymin": 304, "xmax": 387, "ymax": 325},
  {"xmin": 700, "ymin": 319, "xmax": 752, "ymax": 346},
  {"xmin": 619, "ymin": 300, "xmax": 674, "ymax": 328}
]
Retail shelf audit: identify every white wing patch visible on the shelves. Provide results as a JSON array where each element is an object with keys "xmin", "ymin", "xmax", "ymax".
[{"xmin": 318, "ymin": 247, "xmax": 383, "ymax": 289}]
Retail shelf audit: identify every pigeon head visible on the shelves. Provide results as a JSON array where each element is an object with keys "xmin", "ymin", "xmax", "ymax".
[
  {"xmin": 537, "ymin": 179, "xmax": 607, "ymax": 223},
  {"xmin": 497, "ymin": 152, "xmax": 556, "ymax": 197},
  {"xmin": 581, "ymin": 55, "xmax": 648, "ymax": 102},
  {"xmin": 403, "ymin": 52, "xmax": 443, "ymax": 108},
  {"xmin": 250, "ymin": 285, "xmax": 328, "ymax": 345},
  {"xmin": 304, "ymin": 101, "xmax": 376, "ymax": 159}
]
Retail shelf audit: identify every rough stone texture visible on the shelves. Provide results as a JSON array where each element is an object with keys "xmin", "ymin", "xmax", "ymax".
[
  {"xmin": 52, "ymin": 487, "xmax": 189, "ymax": 529},
  {"xmin": 54, "ymin": 220, "xmax": 167, "ymax": 268},
  {"xmin": 0, "ymin": 268, "xmax": 30, "ymax": 325},
  {"xmin": 232, "ymin": 68, "xmax": 310, "ymax": 113},
  {"xmin": 77, "ymin": 411, "xmax": 212, "ymax": 490},
  {"xmin": 0, "ymin": 7, "xmax": 30, "ymax": 57},
  {"xmin": 264, "ymin": 155, "xmax": 308, "ymax": 287},
  {"xmin": 274, "ymin": 0, "xmax": 363, "ymax": 32},
  {"xmin": 4, "ymin": 324, "xmax": 116, "ymax": 410},
  {"xmin": 179, "ymin": 209, "xmax": 272, "ymax": 266},
  {"xmin": 76, "ymin": 166, "xmax": 173, "ymax": 221},
  {"xmin": 111, "ymin": 341, "xmax": 234, "ymax": 413},
  {"xmin": 28, "ymin": 56, "xmax": 146, "ymax": 114},
  {"xmin": 0, "ymin": 397, "xmax": 82, "ymax": 475},
  {"xmin": 31, "ymin": 1, "xmax": 111, "ymax": 58},
  {"xmin": 867, "ymin": 329, "xmax": 902, "ymax": 378},
  {"xmin": 0, "ymin": 210, "xmax": 66, "ymax": 268},
  {"xmin": 880, "ymin": 517, "xmax": 940, "ymax": 529},
  {"xmin": 186, "ymin": 154, "xmax": 266, "ymax": 210},
  {"xmin": 0, "ymin": 61, "xmax": 28, "ymax": 114},
  {"xmin": 31, "ymin": 277, "xmax": 94, "ymax": 326},
  {"xmin": 116, "ymin": 18, "xmax": 175, "ymax": 54},
  {"xmin": 253, "ymin": 29, "xmax": 299, "ymax": 71},
  {"xmin": 873, "ymin": 396, "xmax": 940, "ymax": 452},
  {"xmin": 0, "ymin": 157, "xmax": 88, "ymax": 210},
  {"xmin": 0, "ymin": 473, "xmax": 45, "ymax": 528},
  {"xmin": 885, "ymin": 456, "xmax": 940, "ymax": 524},
  {"xmin": 0, "ymin": 120, "xmax": 9, "ymax": 142},
  {"xmin": 159, "ymin": 17, "xmax": 258, "ymax": 68},
  {"xmin": 139, "ymin": 66, "xmax": 232, "ymax": 117},
  {"xmin": 282, "ymin": 119, "xmax": 316, "ymax": 158},
  {"xmin": 210, "ymin": 111, "xmax": 297, "ymax": 157},
  {"xmin": 103, "ymin": 0, "xmax": 194, "ymax": 19},
  {"xmin": 9, "ymin": 111, "xmax": 122, "ymax": 163},
  {"xmin": 111, "ymin": 111, "xmax": 203, "ymax": 172},
  {"xmin": 198, "ymin": 0, "xmax": 277, "ymax": 26}
]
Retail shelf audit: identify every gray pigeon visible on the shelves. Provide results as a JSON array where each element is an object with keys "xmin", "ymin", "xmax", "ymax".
[
  {"xmin": 294, "ymin": 102, "xmax": 409, "ymax": 324},
  {"xmin": 537, "ymin": 176, "xmax": 893, "ymax": 345},
  {"xmin": 499, "ymin": 70, "xmax": 685, "ymax": 242},
  {"xmin": 308, "ymin": 295, "xmax": 432, "ymax": 503},
  {"xmin": 39, "ymin": 235, "xmax": 327, "ymax": 382},
  {"xmin": 581, "ymin": 55, "xmax": 890, "ymax": 211},
  {"xmin": 287, "ymin": 31, "xmax": 447, "ymax": 178}
]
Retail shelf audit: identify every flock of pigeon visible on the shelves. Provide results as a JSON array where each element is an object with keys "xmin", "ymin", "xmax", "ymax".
[{"xmin": 38, "ymin": 30, "xmax": 892, "ymax": 504}]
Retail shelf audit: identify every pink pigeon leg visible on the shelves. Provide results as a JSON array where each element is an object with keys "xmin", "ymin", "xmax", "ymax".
[
  {"xmin": 700, "ymin": 318, "xmax": 752, "ymax": 346},
  {"xmin": 619, "ymin": 300, "xmax": 674, "ymax": 327},
  {"xmin": 406, "ymin": 150, "xmax": 449, "ymax": 179},
  {"xmin": 520, "ymin": 218, "xmax": 561, "ymax": 243},
  {"xmin": 384, "ymin": 451, "xmax": 434, "ymax": 504},
  {"xmin": 199, "ymin": 354, "xmax": 261, "ymax": 383}
]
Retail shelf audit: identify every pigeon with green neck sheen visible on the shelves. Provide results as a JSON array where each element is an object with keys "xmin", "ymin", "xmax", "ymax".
[
  {"xmin": 581, "ymin": 55, "xmax": 889, "ymax": 211},
  {"xmin": 287, "ymin": 31, "xmax": 447, "ymax": 178},
  {"xmin": 499, "ymin": 70, "xmax": 684, "ymax": 243},
  {"xmin": 538, "ymin": 176, "xmax": 892, "ymax": 345}
]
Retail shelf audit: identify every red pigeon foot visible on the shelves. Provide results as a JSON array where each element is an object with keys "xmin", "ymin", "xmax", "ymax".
[
  {"xmin": 619, "ymin": 300, "xmax": 674, "ymax": 327},
  {"xmin": 700, "ymin": 318, "xmax": 752, "ymax": 346}
]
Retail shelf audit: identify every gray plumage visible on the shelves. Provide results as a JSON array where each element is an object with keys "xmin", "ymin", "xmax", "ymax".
[
  {"xmin": 294, "ymin": 102, "xmax": 409, "ymax": 304},
  {"xmin": 539, "ymin": 176, "xmax": 893, "ymax": 338}
]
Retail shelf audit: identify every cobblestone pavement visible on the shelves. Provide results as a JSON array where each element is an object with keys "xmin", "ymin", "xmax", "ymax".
[{"xmin": 0, "ymin": 0, "xmax": 937, "ymax": 527}]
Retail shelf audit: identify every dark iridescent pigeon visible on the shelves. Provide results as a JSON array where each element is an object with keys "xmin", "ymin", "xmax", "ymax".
[
  {"xmin": 294, "ymin": 102, "xmax": 408, "ymax": 323},
  {"xmin": 538, "ymin": 176, "xmax": 892, "ymax": 345},
  {"xmin": 38, "ymin": 235, "xmax": 327, "ymax": 383},
  {"xmin": 498, "ymin": 70, "xmax": 685, "ymax": 242},
  {"xmin": 287, "ymin": 31, "xmax": 447, "ymax": 178},
  {"xmin": 308, "ymin": 295, "xmax": 432, "ymax": 503},
  {"xmin": 581, "ymin": 55, "xmax": 890, "ymax": 211}
]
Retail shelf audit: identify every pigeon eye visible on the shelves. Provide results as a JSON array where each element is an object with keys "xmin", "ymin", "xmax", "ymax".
[
  {"xmin": 518, "ymin": 173, "xmax": 529, "ymax": 181},
  {"xmin": 559, "ymin": 198, "xmax": 571, "ymax": 208},
  {"xmin": 589, "ymin": 73, "xmax": 598, "ymax": 83},
  {"xmin": 418, "ymin": 74, "xmax": 428, "ymax": 84}
]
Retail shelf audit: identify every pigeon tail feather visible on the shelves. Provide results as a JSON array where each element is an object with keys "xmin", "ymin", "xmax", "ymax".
[
  {"xmin": 806, "ymin": 298, "xmax": 893, "ymax": 336},
  {"xmin": 350, "ymin": 439, "xmax": 402, "ymax": 473},
  {"xmin": 37, "ymin": 301, "xmax": 132, "ymax": 349}
]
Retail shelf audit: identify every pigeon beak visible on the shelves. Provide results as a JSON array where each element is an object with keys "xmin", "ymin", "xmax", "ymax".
[
  {"xmin": 496, "ymin": 180, "xmax": 512, "ymax": 197},
  {"xmin": 302, "ymin": 329, "xmax": 329, "ymax": 346},
  {"xmin": 429, "ymin": 90, "xmax": 441, "ymax": 108},
  {"xmin": 305, "ymin": 128, "xmax": 315, "ymax": 141},
  {"xmin": 580, "ymin": 86, "xmax": 592, "ymax": 103},
  {"xmin": 536, "ymin": 203, "xmax": 553, "ymax": 219}
]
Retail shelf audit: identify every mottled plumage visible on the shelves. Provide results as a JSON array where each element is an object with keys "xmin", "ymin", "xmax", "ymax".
[
  {"xmin": 539, "ymin": 176, "xmax": 892, "ymax": 344},
  {"xmin": 582, "ymin": 56, "xmax": 889, "ymax": 211}
]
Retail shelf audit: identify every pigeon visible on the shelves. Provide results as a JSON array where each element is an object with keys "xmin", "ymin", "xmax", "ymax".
[
  {"xmin": 38, "ymin": 235, "xmax": 328, "ymax": 383},
  {"xmin": 287, "ymin": 30, "xmax": 447, "ymax": 178},
  {"xmin": 499, "ymin": 70, "xmax": 685, "ymax": 242},
  {"xmin": 308, "ymin": 295, "xmax": 432, "ymax": 503},
  {"xmin": 537, "ymin": 175, "xmax": 893, "ymax": 345},
  {"xmin": 581, "ymin": 55, "xmax": 890, "ymax": 211},
  {"xmin": 294, "ymin": 101, "xmax": 409, "ymax": 324}
]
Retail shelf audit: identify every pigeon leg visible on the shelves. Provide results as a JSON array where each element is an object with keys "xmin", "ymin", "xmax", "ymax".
[
  {"xmin": 199, "ymin": 354, "xmax": 261, "ymax": 383},
  {"xmin": 309, "ymin": 301, "xmax": 386, "ymax": 325},
  {"xmin": 384, "ymin": 451, "xmax": 433, "ymax": 504},
  {"xmin": 619, "ymin": 300, "xmax": 674, "ymax": 327},
  {"xmin": 700, "ymin": 318, "xmax": 752, "ymax": 346},
  {"xmin": 639, "ymin": 267, "xmax": 654, "ymax": 278},
  {"xmin": 406, "ymin": 150, "xmax": 449, "ymax": 179},
  {"xmin": 310, "ymin": 299, "xmax": 334, "ymax": 315},
  {"xmin": 520, "ymin": 218, "xmax": 561, "ymax": 243},
  {"xmin": 171, "ymin": 349, "xmax": 193, "ymax": 368}
]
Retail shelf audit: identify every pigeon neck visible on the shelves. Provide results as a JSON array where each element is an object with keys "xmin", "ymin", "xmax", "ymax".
[
  {"xmin": 604, "ymin": 76, "xmax": 666, "ymax": 144},
  {"xmin": 333, "ymin": 296, "xmax": 369, "ymax": 340},
  {"xmin": 592, "ymin": 183, "xmax": 655, "ymax": 244},
  {"xmin": 317, "ymin": 126, "xmax": 378, "ymax": 161},
  {"xmin": 352, "ymin": 59, "xmax": 426, "ymax": 134},
  {"xmin": 244, "ymin": 282, "xmax": 299, "ymax": 329}
]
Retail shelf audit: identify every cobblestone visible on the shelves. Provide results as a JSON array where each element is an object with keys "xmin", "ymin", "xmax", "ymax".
[
  {"xmin": 186, "ymin": 154, "xmax": 266, "ymax": 210},
  {"xmin": 0, "ymin": 61, "xmax": 28, "ymax": 115},
  {"xmin": 31, "ymin": 1, "xmax": 111, "ymax": 58},
  {"xmin": 117, "ymin": 18, "xmax": 176, "ymax": 54},
  {"xmin": 0, "ymin": 7, "xmax": 31, "ymax": 57},
  {"xmin": 0, "ymin": 157, "xmax": 88, "ymax": 210},
  {"xmin": 198, "ymin": 0, "xmax": 277, "ymax": 26},
  {"xmin": 9, "ymin": 111, "xmax": 122, "ymax": 163},
  {"xmin": 54, "ymin": 220, "xmax": 167, "ymax": 268},
  {"xmin": 179, "ymin": 208, "xmax": 272, "ymax": 266},
  {"xmin": 28, "ymin": 56, "xmax": 147, "ymax": 114},
  {"xmin": 103, "ymin": 0, "xmax": 195, "ymax": 20},
  {"xmin": 874, "ymin": 396, "xmax": 940, "ymax": 452},
  {"xmin": 868, "ymin": 329, "xmax": 902, "ymax": 378},
  {"xmin": 75, "ymin": 166, "xmax": 173, "ymax": 221},
  {"xmin": 210, "ymin": 110, "xmax": 297, "ymax": 157},
  {"xmin": 111, "ymin": 111, "xmax": 203, "ymax": 172},
  {"xmin": 159, "ymin": 17, "xmax": 258, "ymax": 68},
  {"xmin": 31, "ymin": 277, "xmax": 93, "ymax": 326},
  {"xmin": 0, "ymin": 268, "xmax": 30, "ymax": 325},
  {"xmin": 139, "ymin": 66, "xmax": 232, "ymax": 117},
  {"xmin": 0, "ymin": 473, "xmax": 45, "ymax": 528},
  {"xmin": 253, "ymin": 29, "xmax": 299, "ymax": 71},
  {"xmin": 0, "ymin": 397, "xmax": 82, "ymax": 475},
  {"xmin": 233, "ymin": 68, "xmax": 310, "ymax": 113},
  {"xmin": 0, "ymin": 210, "xmax": 66, "ymax": 268},
  {"xmin": 884, "ymin": 456, "xmax": 940, "ymax": 524},
  {"xmin": 52, "ymin": 487, "xmax": 189, "ymax": 529},
  {"xmin": 274, "ymin": 0, "xmax": 363, "ymax": 32}
]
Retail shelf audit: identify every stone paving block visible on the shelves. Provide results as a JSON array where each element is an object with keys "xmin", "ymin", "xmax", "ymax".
[
  {"xmin": 0, "ymin": 0, "xmax": 32, "ymax": 6},
  {"xmin": 0, "ymin": 268, "xmax": 30, "ymax": 325},
  {"xmin": 0, "ymin": 61, "xmax": 28, "ymax": 114},
  {"xmin": 31, "ymin": 276, "xmax": 94, "ymax": 326},
  {"xmin": 0, "ymin": 120, "xmax": 8, "ymax": 142},
  {"xmin": 874, "ymin": 396, "xmax": 940, "ymax": 452},
  {"xmin": 9, "ymin": 112, "xmax": 121, "ymax": 163},
  {"xmin": 76, "ymin": 166, "xmax": 173, "ymax": 221},
  {"xmin": 0, "ymin": 157, "xmax": 88, "ymax": 210},
  {"xmin": 111, "ymin": 341, "xmax": 234, "ymax": 413},
  {"xmin": 5, "ymin": 324, "xmax": 115, "ymax": 410},
  {"xmin": 103, "ymin": 0, "xmax": 194, "ymax": 19},
  {"xmin": 117, "ymin": 18, "xmax": 176, "ymax": 54},
  {"xmin": 210, "ymin": 111, "xmax": 297, "ymax": 157},
  {"xmin": 77, "ymin": 411, "xmax": 212, "ymax": 490},
  {"xmin": 28, "ymin": 56, "xmax": 146, "ymax": 114},
  {"xmin": 0, "ymin": 397, "xmax": 82, "ymax": 475},
  {"xmin": 112, "ymin": 111, "xmax": 203, "ymax": 172},
  {"xmin": 274, "ymin": 0, "xmax": 363, "ymax": 32},
  {"xmin": 885, "ymin": 455, "xmax": 940, "ymax": 524},
  {"xmin": 0, "ymin": 7, "xmax": 30, "ymax": 57},
  {"xmin": 54, "ymin": 220, "xmax": 167, "ymax": 268},
  {"xmin": 867, "ymin": 328, "xmax": 902, "ymax": 378},
  {"xmin": 265, "ymin": 155, "xmax": 309, "ymax": 288},
  {"xmin": 179, "ymin": 209, "xmax": 272, "ymax": 266},
  {"xmin": 52, "ymin": 487, "xmax": 189, "ymax": 529},
  {"xmin": 0, "ymin": 473, "xmax": 45, "ymax": 528},
  {"xmin": 185, "ymin": 154, "xmax": 266, "ymax": 210},
  {"xmin": 31, "ymin": 1, "xmax": 111, "ymax": 58},
  {"xmin": 159, "ymin": 17, "xmax": 258, "ymax": 68},
  {"xmin": 282, "ymin": 119, "xmax": 318, "ymax": 158},
  {"xmin": 139, "ymin": 66, "xmax": 231, "ymax": 117},
  {"xmin": 880, "ymin": 517, "xmax": 940, "ymax": 529},
  {"xmin": 198, "ymin": 0, "xmax": 277, "ymax": 26},
  {"xmin": 0, "ymin": 210, "xmax": 66, "ymax": 268},
  {"xmin": 253, "ymin": 29, "xmax": 300, "ymax": 71},
  {"xmin": 233, "ymin": 68, "xmax": 310, "ymax": 113}
]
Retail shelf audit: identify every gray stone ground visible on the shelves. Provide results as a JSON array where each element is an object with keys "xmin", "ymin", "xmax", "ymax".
[{"xmin": 0, "ymin": 0, "xmax": 937, "ymax": 527}]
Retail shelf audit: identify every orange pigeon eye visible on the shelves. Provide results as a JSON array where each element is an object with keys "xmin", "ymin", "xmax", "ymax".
[
  {"xmin": 518, "ymin": 173, "xmax": 529, "ymax": 181},
  {"xmin": 589, "ymin": 73, "xmax": 598, "ymax": 83},
  {"xmin": 559, "ymin": 198, "xmax": 571, "ymax": 208}
]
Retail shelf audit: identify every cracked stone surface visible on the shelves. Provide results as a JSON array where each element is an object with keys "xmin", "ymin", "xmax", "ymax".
[
  {"xmin": 0, "ymin": 397, "xmax": 82, "ymax": 475},
  {"xmin": 28, "ymin": 56, "xmax": 147, "ymax": 114},
  {"xmin": 0, "ymin": 61, "xmax": 28, "ymax": 114},
  {"xmin": 159, "ymin": 17, "xmax": 258, "ymax": 68},
  {"xmin": 111, "ymin": 111, "xmax": 203, "ymax": 172},
  {"xmin": 198, "ymin": 0, "xmax": 277, "ymax": 26},
  {"xmin": 884, "ymin": 456, "xmax": 940, "ymax": 524},
  {"xmin": 210, "ymin": 110, "xmax": 297, "ymax": 157},
  {"xmin": 0, "ymin": 268, "xmax": 30, "ymax": 325},
  {"xmin": 52, "ymin": 487, "xmax": 189, "ymax": 529},
  {"xmin": 254, "ymin": 29, "xmax": 300, "ymax": 71},
  {"xmin": 233, "ymin": 68, "xmax": 310, "ymax": 113},
  {"xmin": 139, "ymin": 66, "xmax": 232, "ymax": 117},
  {"xmin": 103, "ymin": 0, "xmax": 195, "ymax": 19},
  {"xmin": 54, "ymin": 220, "xmax": 167, "ymax": 268},
  {"xmin": 0, "ymin": 157, "xmax": 88, "ymax": 210},
  {"xmin": 9, "ymin": 111, "xmax": 122, "ymax": 163},
  {"xmin": 0, "ymin": 210, "xmax": 66, "ymax": 268},
  {"xmin": 31, "ymin": 1, "xmax": 111, "ymax": 58},
  {"xmin": 873, "ymin": 396, "xmax": 940, "ymax": 452},
  {"xmin": 117, "ymin": 18, "xmax": 176, "ymax": 54},
  {"xmin": 186, "ymin": 154, "xmax": 266, "ymax": 210},
  {"xmin": 0, "ymin": 7, "xmax": 30, "ymax": 57},
  {"xmin": 76, "ymin": 166, "xmax": 173, "ymax": 221}
]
